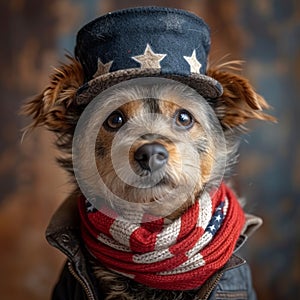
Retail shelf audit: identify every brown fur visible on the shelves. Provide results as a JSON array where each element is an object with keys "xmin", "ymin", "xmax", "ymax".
[
  {"xmin": 22, "ymin": 55, "xmax": 276, "ymax": 133},
  {"xmin": 22, "ymin": 55, "xmax": 275, "ymax": 300},
  {"xmin": 95, "ymin": 98, "xmax": 207, "ymax": 218},
  {"xmin": 22, "ymin": 55, "xmax": 84, "ymax": 132},
  {"xmin": 206, "ymin": 68, "xmax": 276, "ymax": 129},
  {"xmin": 22, "ymin": 57, "xmax": 275, "ymax": 134}
]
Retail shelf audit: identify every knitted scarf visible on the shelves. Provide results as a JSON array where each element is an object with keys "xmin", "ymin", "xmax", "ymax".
[{"xmin": 78, "ymin": 183, "xmax": 245, "ymax": 291}]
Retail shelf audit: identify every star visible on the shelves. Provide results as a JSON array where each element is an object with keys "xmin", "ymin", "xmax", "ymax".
[
  {"xmin": 215, "ymin": 215, "xmax": 222, "ymax": 222},
  {"xmin": 132, "ymin": 44, "xmax": 167, "ymax": 69},
  {"xmin": 93, "ymin": 58, "xmax": 113, "ymax": 78},
  {"xmin": 183, "ymin": 49, "xmax": 202, "ymax": 74},
  {"xmin": 86, "ymin": 199, "xmax": 98, "ymax": 213},
  {"xmin": 217, "ymin": 201, "xmax": 225, "ymax": 211},
  {"xmin": 209, "ymin": 225, "xmax": 216, "ymax": 232}
]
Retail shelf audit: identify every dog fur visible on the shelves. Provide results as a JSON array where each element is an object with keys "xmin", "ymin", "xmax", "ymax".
[{"xmin": 22, "ymin": 55, "xmax": 275, "ymax": 300}]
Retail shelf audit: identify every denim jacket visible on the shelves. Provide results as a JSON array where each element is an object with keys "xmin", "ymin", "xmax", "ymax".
[{"xmin": 46, "ymin": 196, "xmax": 262, "ymax": 300}]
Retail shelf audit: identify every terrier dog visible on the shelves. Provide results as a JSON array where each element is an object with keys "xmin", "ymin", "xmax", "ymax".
[{"xmin": 23, "ymin": 7, "xmax": 275, "ymax": 300}]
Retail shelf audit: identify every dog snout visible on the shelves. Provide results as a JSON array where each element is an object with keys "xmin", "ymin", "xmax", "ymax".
[{"xmin": 134, "ymin": 143, "xmax": 168, "ymax": 172}]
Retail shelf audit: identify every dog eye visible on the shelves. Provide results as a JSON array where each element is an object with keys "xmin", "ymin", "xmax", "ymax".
[
  {"xmin": 104, "ymin": 111, "xmax": 125, "ymax": 130},
  {"xmin": 174, "ymin": 109, "xmax": 194, "ymax": 129}
]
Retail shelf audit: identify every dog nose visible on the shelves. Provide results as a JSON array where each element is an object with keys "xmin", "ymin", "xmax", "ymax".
[{"xmin": 134, "ymin": 143, "xmax": 168, "ymax": 172}]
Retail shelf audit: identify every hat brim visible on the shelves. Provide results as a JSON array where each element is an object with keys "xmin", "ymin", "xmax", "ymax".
[{"xmin": 75, "ymin": 68, "xmax": 223, "ymax": 105}]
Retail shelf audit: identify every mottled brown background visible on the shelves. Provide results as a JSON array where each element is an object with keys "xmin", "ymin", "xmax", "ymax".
[{"xmin": 0, "ymin": 0, "xmax": 299, "ymax": 299}]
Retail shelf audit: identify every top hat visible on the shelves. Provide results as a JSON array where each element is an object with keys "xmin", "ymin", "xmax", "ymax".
[{"xmin": 75, "ymin": 7, "xmax": 223, "ymax": 104}]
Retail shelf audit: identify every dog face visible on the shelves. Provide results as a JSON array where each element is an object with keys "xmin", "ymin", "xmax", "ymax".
[
  {"xmin": 22, "ymin": 56, "xmax": 275, "ymax": 218},
  {"xmin": 89, "ymin": 81, "xmax": 224, "ymax": 217}
]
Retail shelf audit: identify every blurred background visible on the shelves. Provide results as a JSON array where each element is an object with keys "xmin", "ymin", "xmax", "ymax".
[{"xmin": 0, "ymin": 0, "xmax": 299, "ymax": 299}]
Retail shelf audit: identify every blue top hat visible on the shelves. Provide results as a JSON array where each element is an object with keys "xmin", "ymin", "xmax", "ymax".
[{"xmin": 75, "ymin": 7, "xmax": 223, "ymax": 104}]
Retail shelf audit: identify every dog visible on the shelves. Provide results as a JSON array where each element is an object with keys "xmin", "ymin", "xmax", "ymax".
[{"xmin": 23, "ymin": 7, "xmax": 275, "ymax": 300}]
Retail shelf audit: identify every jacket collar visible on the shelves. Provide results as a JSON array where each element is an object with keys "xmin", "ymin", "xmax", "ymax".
[
  {"xmin": 46, "ymin": 194, "xmax": 100, "ymax": 300},
  {"xmin": 46, "ymin": 194, "xmax": 80, "ymax": 257},
  {"xmin": 46, "ymin": 195, "xmax": 262, "ymax": 299}
]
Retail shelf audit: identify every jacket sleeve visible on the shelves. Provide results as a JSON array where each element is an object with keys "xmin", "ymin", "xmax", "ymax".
[{"xmin": 51, "ymin": 262, "xmax": 88, "ymax": 300}]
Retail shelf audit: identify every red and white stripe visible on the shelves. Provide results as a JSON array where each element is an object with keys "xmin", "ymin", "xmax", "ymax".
[{"xmin": 79, "ymin": 183, "xmax": 245, "ymax": 291}]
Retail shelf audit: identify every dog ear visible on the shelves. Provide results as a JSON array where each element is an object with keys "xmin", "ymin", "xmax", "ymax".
[
  {"xmin": 206, "ymin": 67, "xmax": 276, "ymax": 129},
  {"xmin": 22, "ymin": 55, "xmax": 84, "ymax": 133}
]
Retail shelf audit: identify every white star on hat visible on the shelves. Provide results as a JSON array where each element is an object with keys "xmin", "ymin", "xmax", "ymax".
[
  {"xmin": 183, "ymin": 49, "xmax": 202, "ymax": 74},
  {"xmin": 132, "ymin": 44, "xmax": 167, "ymax": 69},
  {"xmin": 93, "ymin": 58, "xmax": 113, "ymax": 78}
]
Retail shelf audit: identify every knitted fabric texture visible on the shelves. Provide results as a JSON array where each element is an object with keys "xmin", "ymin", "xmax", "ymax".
[{"xmin": 78, "ymin": 183, "xmax": 245, "ymax": 291}]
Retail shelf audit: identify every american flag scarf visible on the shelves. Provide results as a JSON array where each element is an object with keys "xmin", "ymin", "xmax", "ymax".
[{"xmin": 79, "ymin": 183, "xmax": 245, "ymax": 291}]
